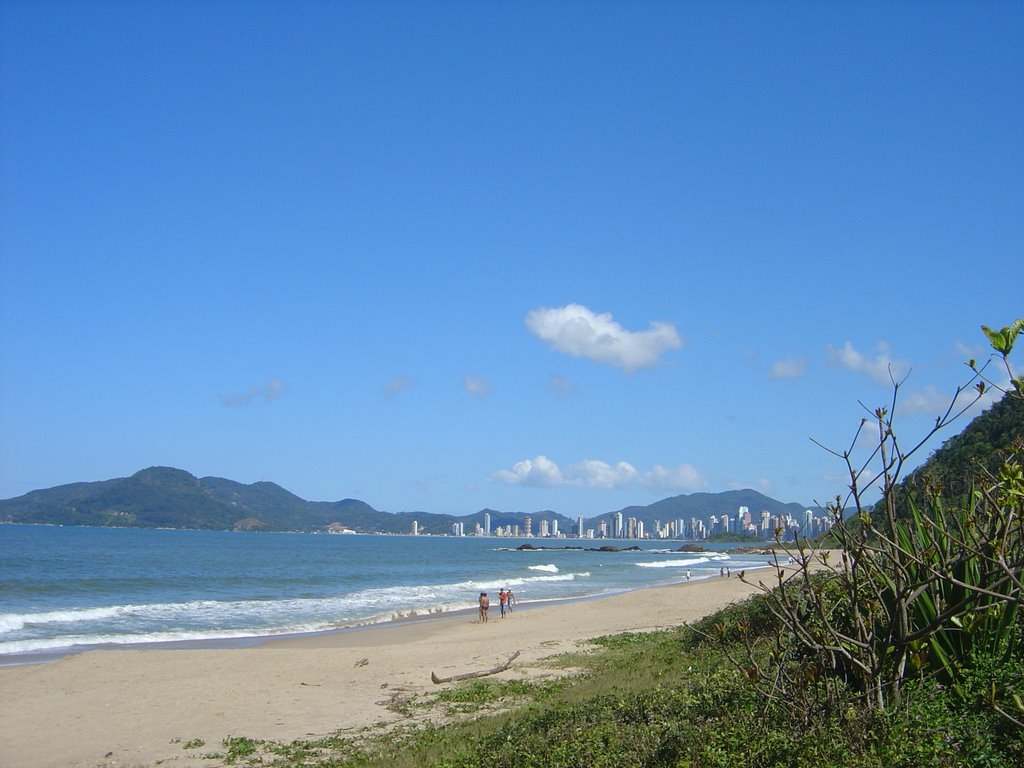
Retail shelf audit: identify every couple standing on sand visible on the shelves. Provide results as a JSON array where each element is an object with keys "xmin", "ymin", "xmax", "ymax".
[{"xmin": 478, "ymin": 588, "xmax": 515, "ymax": 623}]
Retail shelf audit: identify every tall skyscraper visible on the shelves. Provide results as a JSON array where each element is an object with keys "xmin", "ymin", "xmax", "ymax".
[{"xmin": 484, "ymin": 512, "xmax": 491, "ymax": 536}]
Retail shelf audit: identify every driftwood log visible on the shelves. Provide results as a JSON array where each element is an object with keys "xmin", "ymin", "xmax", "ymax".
[{"xmin": 430, "ymin": 650, "xmax": 521, "ymax": 684}]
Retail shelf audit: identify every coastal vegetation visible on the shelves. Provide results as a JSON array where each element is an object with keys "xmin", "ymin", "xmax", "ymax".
[
  {"xmin": 199, "ymin": 590, "xmax": 1022, "ymax": 767},
  {"xmin": 188, "ymin": 321, "xmax": 1023, "ymax": 767}
]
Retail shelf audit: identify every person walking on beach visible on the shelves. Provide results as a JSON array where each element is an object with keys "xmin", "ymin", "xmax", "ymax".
[
  {"xmin": 478, "ymin": 592, "xmax": 490, "ymax": 623},
  {"xmin": 498, "ymin": 588, "xmax": 508, "ymax": 618},
  {"xmin": 506, "ymin": 588, "xmax": 516, "ymax": 612}
]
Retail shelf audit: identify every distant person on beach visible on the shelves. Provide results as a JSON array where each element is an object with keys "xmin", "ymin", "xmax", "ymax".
[
  {"xmin": 686, "ymin": 570, "xmax": 691, "ymax": 581},
  {"xmin": 506, "ymin": 589, "xmax": 516, "ymax": 612},
  {"xmin": 498, "ymin": 588, "xmax": 508, "ymax": 618},
  {"xmin": 478, "ymin": 592, "xmax": 490, "ymax": 623}
]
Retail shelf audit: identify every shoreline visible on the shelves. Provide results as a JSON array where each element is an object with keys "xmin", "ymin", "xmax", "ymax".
[
  {"xmin": 2, "ymin": 525, "xmax": 793, "ymax": 668},
  {"xmin": 0, "ymin": 558, "xmax": 827, "ymax": 768},
  {"xmin": 0, "ymin": 572, "xmax": 720, "ymax": 668}
]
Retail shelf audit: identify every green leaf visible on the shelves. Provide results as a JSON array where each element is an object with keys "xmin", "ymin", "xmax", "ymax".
[
  {"xmin": 982, "ymin": 321, "xmax": 1021, "ymax": 356},
  {"xmin": 982, "ymin": 325, "xmax": 1010, "ymax": 355}
]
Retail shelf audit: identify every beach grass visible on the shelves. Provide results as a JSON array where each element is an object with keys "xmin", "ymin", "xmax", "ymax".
[{"xmin": 197, "ymin": 585, "xmax": 1024, "ymax": 768}]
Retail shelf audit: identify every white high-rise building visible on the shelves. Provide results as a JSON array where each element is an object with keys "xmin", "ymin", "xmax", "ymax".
[{"xmin": 484, "ymin": 512, "xmax": 491, "ymax": 536}]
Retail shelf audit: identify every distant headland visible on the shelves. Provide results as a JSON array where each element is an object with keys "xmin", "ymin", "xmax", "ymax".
[{"xmin": 0, "ymin": 466, "xmax": 823, "ymax": 540}]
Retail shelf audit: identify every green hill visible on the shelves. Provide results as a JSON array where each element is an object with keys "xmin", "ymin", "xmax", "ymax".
[
  {"xmin": 1, "ymin": 467, "xmax": 812, "ymax": 535},
  {"xmin": 0, "ymin": 467, "xmax": 580, "ymax": 534},
  {"xmin": 593, "ymin": 489, "xmax": 809, "ymax": 532},
  {"xmin": 0, "ymin": 467, "xmax": 386, "ymax": 532},
  {"xmin": 876, "ymin": 391, "xmax": 1024, "ymax": 526}
]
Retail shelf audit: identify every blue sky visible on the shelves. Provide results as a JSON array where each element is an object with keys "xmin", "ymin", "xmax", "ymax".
[{"xmin": 1, "ymin": 2, "xmax": 1021, "ymax": 518}]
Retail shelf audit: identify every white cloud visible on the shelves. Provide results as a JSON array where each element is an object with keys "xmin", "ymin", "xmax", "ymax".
[
  {"xmin": 264, "ymin": 379, "xmax": 285, "ymax": 400},
  {"xmin": 955, "ymin": 340, "xmax": 986, "ymax": 360},
  {"xmin": 546, "ymin": 374, "xmax": 576, "ymax": 398},
  {"xmin": 826, "ymin": 340, "xmax": 909, "ymax": 385},
  {"xmin": 219, "ymin": 378, "xmax": 287, "ymax": 407},
  {"xmin": 384, "ymin": 375, "xmax": 415, "ymax": 397},
  {"xmin": 643, "ymin": 464, "xmax": 707, "ymax": 492},
  {"xmin": 463, "ymin": 375, "xmax": 493, "ymax": 396},
  {"xmin": 491, "ymin": 456, "xmax": 706, "ymax": 492},
  {"xmin": 768, "ymin": 357, "xmax": 806, "ymax": 380},
  {"xmin": 491, "ymin": 456, "xmax": 564, "ymax": 487},
  {"xmin": 525, "ymin": 303, "xmax": 683, "ymax": 372},
  {"xmin": 565, "ymin": 459, "xmax": 640, "ymax": 488},
  {"xmin": 901, "ymin": 385, "xmax": 950, "ymax": 415}
]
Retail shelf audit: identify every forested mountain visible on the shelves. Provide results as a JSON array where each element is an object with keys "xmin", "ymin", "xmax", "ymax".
[
  {"xmin": 7, "ymin": 390, "xmax": 1019, "ymax": 536},
  {"xmin": 0, "ymin": 467, "xmax": 577, "ymax": 534},
  {"xmin": 591, "ymin": 489, "xmax": 809, "ymax": 533},
  {"xmin": 878, "ymin": 391, "xmax": 1024, "ymax": 524},
  {"xmin": 1, "ymin": 467, "xmax": 809, "ymax": 535}
]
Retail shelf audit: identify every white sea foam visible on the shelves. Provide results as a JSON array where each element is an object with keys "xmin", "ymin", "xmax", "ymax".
[
  {"xmin": 635, "ymin": 557, "xmax": 711, "ymax": 568},
  {"xmin": 1, "ymin": 524, "xmax": 788, "ymax": 659},
  {"xmin": 0, "ymin": 569, "xmax": 596, "ymax": 650},
  {"xmin": 0, "ymin": 625, "xmax": 320, "ymax": 656},
  {"xmin": 0, "ymin": 605, "xmax": 127, "ymax": 633},
  {"xmin": 462, "ymin": 572, "xmax": 589, "ymax": 590}
]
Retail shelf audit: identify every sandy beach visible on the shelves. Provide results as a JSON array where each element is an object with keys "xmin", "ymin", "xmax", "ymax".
[{"xmin": 0, "ymin": 562, "xmax": 816, "ymax": 768}]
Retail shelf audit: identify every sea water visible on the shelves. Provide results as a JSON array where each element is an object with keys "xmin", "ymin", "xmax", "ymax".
[{"xmin": 0, "ymin": 524, "xmax": 781, "ymax": 663}]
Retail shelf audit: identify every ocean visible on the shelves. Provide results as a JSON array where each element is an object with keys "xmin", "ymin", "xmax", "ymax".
[{"xmin": 0, "ymin": 524, "xmax": 781, "ymax": 665}]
